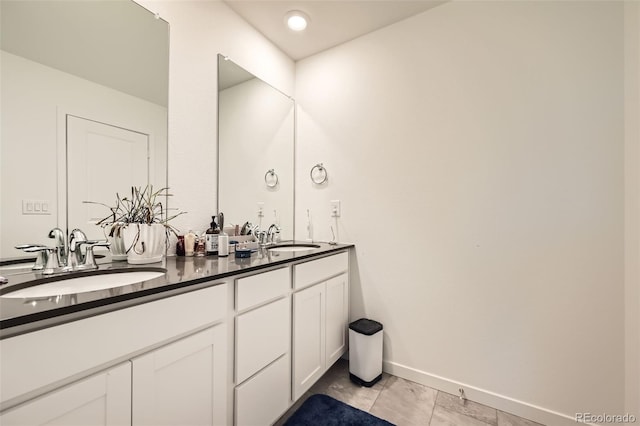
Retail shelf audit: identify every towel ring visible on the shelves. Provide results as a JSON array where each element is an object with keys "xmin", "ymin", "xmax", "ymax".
[
  {"xmin": 265, "ymin": 169, "xmax": 279, "ymax": 188},
  {"xmin": 310, "ymin": 163, "xmax": 328, "ymax": 184}
]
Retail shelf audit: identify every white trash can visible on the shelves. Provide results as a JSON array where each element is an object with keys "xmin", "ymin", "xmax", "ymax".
[{"xmin": 348, "ymin": 318, "xmax": 383, "ymax": 387}]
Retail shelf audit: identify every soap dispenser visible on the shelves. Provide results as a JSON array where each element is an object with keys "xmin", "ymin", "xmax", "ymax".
[{"xmin": 205, "ymin": 216, "xmax": 219, "ymax": 255}]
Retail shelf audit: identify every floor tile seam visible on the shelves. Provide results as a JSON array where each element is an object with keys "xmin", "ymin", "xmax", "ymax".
[
  {"xmin": 366, "ymin": 380, "xmax": 387, "ymax": 413},
  {"xmin": 426, "ymin": 390, "xmax": 439, "ymax": 425},
  {"xmin": 435, "ymin": 393, "xmax": 499, "ymax": 426},
  {"xmin": 435, "ymin": 404, "xmax": 495, "ymax": 426}
]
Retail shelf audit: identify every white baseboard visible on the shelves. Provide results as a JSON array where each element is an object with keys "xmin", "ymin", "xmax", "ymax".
[{"xmin": 383, "ymin": 360, "xmax": 595, "ymax": 426}]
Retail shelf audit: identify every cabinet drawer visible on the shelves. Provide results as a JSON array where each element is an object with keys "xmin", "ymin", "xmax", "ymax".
[
  {"xmin": 236, "ymin": 297, "xmax": 289, "ymax": 384},
  {"xmin": 235, "ymin": 355, "xmax": 290, "ymax": 426},
  {"xmin": 294, "ymin": 251, "xmax": 348, "ymax": 290},
  {"xmin": 236, "ymin": 267, "xmax": 290, "ymax": 311}
]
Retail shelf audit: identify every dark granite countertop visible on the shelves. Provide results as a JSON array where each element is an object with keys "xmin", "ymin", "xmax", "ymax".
[{"xmin": 0, "ymin": 242, "xmax": 353, "ymax": 339}]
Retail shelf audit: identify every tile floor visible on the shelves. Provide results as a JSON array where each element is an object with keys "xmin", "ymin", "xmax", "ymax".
[{"xmin": 275, "ymin": 359, "xmax": 544, "ymax": 426}]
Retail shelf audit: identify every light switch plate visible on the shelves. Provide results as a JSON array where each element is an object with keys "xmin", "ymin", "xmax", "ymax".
[{"xmin": 22, "ymin": 199, "xmax": 51, "ymax": 215}]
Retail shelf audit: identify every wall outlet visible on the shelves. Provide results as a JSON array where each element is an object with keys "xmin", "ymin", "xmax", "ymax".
[
  {"xmin": 330, "ymin": 200, "xmax": 341, "ymax": 217},
  {"xmin": 257, "ymin": 202, "xmax": 264, "ymax": 218},
  {"xmin": 22, "ymin": 199, "xmax": 51, "ymax": 215}
]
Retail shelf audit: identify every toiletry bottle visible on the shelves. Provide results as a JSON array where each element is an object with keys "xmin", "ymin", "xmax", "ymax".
[
  {"xmin": 176, "ymin": 235, "xmax": 185, "ymax": 256},
  {"xmin": 195, "ymin": 235, "xmax": 206, "ymax": 256},
  {"xmin": 217, "ymin": 212, "xmax": 228, "ymax": 257},
  {"xmin": 185, "ymin": 230, "xmax": 196, "ymax": 256},
  {"xmin": 218, "ymin": 233, "xmax": 229, "ymax": 257},
  {"xmin": 205, "ymin": 216, "xmax": 219, "ymax": 255}
]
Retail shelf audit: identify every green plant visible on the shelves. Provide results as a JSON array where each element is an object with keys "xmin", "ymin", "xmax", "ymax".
[{"xmin": 84, "ymin": 185, "xmax": 185, "ymax": 237}]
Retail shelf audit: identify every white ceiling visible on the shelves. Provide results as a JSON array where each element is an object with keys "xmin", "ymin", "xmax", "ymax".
[{"xmin": 223, "ymin": 0, "xmax": 446, "ymax": 61}]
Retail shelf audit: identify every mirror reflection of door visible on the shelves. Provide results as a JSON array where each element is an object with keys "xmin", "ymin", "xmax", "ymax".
[{"xmin": 66, "ymin": 115, "xmax": 149, "ymax": 241}]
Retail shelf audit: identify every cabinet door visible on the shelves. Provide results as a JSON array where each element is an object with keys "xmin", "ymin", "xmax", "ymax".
[
  {"xmin": 325, "ymin": 273, "xmax": 349, "ymax": 366},
  {"xmin": 132, "ymin": 325, "xmax": 227, "ymax": 426},
  {"xmin": 0, "ymin": 362, "xmax": 131, "ymax": 426},
  {"xmin": 292, "ymin": 283, "xmax": 325, "ymax": 400}
]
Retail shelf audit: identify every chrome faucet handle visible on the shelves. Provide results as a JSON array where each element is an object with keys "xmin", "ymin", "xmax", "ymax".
[
  {"xmin": 15, "ymin": 244, "xmax": 42, "ymax": 250},
  {"xmin": 77, "ymin": 241, "xmax": 110, "ymax": 270},
  {"xmin": 23, "ymin": 246, "xmax": 60, "ymax": 275},
  {"xmin": 16, "ymin": 244, "xmax": 48, "ymax": 270}
]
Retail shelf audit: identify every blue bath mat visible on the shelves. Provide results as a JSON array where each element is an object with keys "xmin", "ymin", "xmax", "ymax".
[{"xmin": 284, "ymin": 394, "xmax": 394, "ymax": 426}]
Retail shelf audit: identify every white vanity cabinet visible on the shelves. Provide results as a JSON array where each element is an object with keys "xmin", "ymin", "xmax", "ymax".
[
  {"xmin": 0, "ymin": 283, "xmax": 229, "ymax": 426},
  {"xmin": 0, "ymin": 362, "xmax": 131, "ymax": 426},
  {"xmin": 234, "ymin": 267, "xmax": 291, "ymax": 426},
  {"xmin": 292, "ymin": 252, "xmax": 349, "ymax": 400},
  {"xmin": 0, "ymin": 247, "xmax": 352, "ymax": 426}
]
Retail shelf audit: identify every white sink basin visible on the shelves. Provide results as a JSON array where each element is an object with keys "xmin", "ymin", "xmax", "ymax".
[
  {"xmin": 268, "ymin": 244, "xmax": 320, "ymax": 253},
  {"xmin": 1, "ymin": 270, "xmax": 166, "ymax": 298}
]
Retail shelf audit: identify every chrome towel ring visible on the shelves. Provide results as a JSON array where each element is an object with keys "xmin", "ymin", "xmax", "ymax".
[
  {"xmin": 310, "ymin": 163, "xmax": 328, "ymax": 184},
  {"xmin": 265, "ymin": 169, "xmax": 279, "ymax": 188}
]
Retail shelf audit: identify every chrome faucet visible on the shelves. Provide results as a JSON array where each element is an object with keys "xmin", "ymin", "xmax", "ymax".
[
  {"xmin": 16, "ymin": 228, "xmax": 110, "ymax": 274},
  {"xmin": 68, "ymin": 228, "xmax": 88, "ymax": 269},
  {"xmin": 267, "ymin": 224, "xmax": 281, "ymax": 244},
  {"xmin": 48, "ymin": 227, "xmax": 67, "ymax": 266}
]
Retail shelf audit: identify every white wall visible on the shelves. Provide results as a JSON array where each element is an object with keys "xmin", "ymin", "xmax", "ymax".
[
  {"xmin": 0, "ymin": 50, "xmax": 167, "ymax": 258},
  {"xmin": 625, "ymin": 1, "xmax": 640, "ymax": 418},
  {"xmin": 134, "ymin": 0, "xmax": 295, "ymax": 240},
  {"xmin": 219, "ymin": 79, "xmax": 294, "ymax": 238},
  {"xmin": 296, "ymin": 1, "xmax": 630, "ymax": 424}
]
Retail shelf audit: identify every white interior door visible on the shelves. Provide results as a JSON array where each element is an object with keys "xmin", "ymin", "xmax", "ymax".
[{"xmin": 67, "ymin": 115, "xmax": 149, "ymax": 241}]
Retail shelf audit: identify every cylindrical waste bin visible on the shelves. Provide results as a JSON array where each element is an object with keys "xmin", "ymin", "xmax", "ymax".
[{"xmin": 348, "ymin": 318, "xmax": 383, "ymax": 387}]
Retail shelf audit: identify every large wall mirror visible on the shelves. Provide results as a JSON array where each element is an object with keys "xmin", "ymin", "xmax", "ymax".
[
  {"xmin": 217, "ymin": 55, "xmax": 294, "ymax": 240},
  {"xmin": 0, "ymin": 0, "xmax": 169, "ymax": 258}
]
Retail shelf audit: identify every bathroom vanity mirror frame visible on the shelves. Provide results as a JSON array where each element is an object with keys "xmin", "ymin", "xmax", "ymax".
[
  {"xmin": 217, "ymin": 54, "xmax": 295, "ymax": 240},
  {"xmin": 0, "ymin": 0, "xmax": 169, "ymax": 257}
]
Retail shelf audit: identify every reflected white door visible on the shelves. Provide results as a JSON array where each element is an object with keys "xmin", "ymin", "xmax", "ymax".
[{"xmin": 67, "ymin": 115, "xmax": 149, "ymax": 241}]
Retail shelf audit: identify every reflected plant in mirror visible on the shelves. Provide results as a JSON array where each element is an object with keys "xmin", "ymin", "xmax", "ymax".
[
  {"xmin": 0, "ymin": 0, "xmax": 169, "ymax": 258},
  {"xmin": 217, "ymin": 55, "xmax": 295, "ymax": 239}
]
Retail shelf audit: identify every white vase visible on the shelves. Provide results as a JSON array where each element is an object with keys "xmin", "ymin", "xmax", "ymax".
[
  {"xmin": 106, "ymin": 223, "xmax": 128, "ymax": 261},
  {"xmin": 122, "ymin": 223, "xmax": 166, "ymax": 264}
]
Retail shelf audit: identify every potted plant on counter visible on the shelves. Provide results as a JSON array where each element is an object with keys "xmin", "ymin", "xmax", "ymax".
[{"xmin": 86, "ymin": 186, "xmax": 185, "ymax": 264}]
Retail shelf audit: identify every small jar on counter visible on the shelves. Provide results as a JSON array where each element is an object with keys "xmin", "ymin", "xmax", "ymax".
[
  {"xmin": 195, "ymin": 236, "xmax": 206, "ymax": 256},
  {"xmin": 176, "ymin": 235, "xmax": 185, "ymax": 256}
]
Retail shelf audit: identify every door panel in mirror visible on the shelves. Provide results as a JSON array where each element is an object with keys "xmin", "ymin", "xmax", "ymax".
[{"xmin": 67, "ymin": 116, "xmax": 150, "ymax": 242}]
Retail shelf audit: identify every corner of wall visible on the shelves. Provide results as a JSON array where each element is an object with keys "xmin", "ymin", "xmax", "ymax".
[{"xmin": 624, "ymin": 0, "xmax": 640, "ymax": 418}]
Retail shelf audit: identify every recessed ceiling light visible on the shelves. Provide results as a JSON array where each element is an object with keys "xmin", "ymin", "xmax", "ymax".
[{"xmin": 285, "ymin": 10, "xmax": 309, "ymax": 31}]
